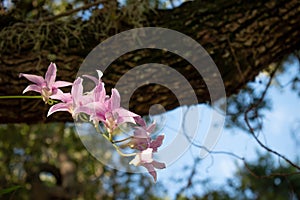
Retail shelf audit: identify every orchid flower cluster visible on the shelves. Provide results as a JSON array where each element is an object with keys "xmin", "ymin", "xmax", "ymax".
[{"xmin": 19, "ymin": 63, "xmax": 166, "ymax": 182}]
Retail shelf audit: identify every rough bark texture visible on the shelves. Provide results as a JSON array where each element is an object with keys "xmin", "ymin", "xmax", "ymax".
[{"xmin": 0, "ymin": 0, "xmax": 299, "ymax": 123}]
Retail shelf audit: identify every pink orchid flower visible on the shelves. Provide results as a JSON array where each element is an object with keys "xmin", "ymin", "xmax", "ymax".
[
  {"xmin": 82, "ymin": 70, "xmax": 103, "ymax": 85},
  {"xmin": 105, "ymin": 89, "xmax": 139, "ymax": 128},
  {"xmin": 48, "ymin": 77, "xmax": 92, "ymax": 118},
  {"xmin": 130, "ymin": 119, "xmax": 164, "ymax": 152},
  {"xmin": 84, "ymin": 88, "xmax": 139, "ymax": 132},
  {"xmin": 130, "ymin": 121, "xmax": 157, "ymax": 151},
  {"xmin": 129, "ymin": 148, "xmax": 166, "ymax": 182},
  {"xmin": 19, "ymin": 62, "xmax": 72, "ymax": 103},
  {"xmin": 47, "ymin": 90, "xmax": 72, "ymax": 116},
  {"xmin": 150, "ymin": 135, "xmax": 165, "ymax": 152},
  {"xmin": 129, "ymin": 121, "xmax": 165, "ymax": 182}
]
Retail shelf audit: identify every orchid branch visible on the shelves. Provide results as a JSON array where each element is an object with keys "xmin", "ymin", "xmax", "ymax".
[
  {"xmin": 0, "ymin": 96, "xmax": 42, "ymax": 99},
  {"xmin": 95, "ymin": 125, "xmax": 136, "ymax": 157},
  {"xmin": 18, "ymin": 62, "xmax": 165, "ymax": 182}
]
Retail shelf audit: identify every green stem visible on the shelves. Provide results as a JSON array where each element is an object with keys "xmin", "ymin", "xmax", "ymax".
[
  {"xmin": 95, "ymin": 125, "xmax": 136, "ymax": 157},
  {"xmin": 112, "ymin": 136, "xmax": 133, "ymax": 144},
  {"xmin": 108, "ymin": 129, "xmax": 113, "ymax": 142},
  {"xmin": 78, "ymin": 113, "xmax": 90, "ymax": 122},
  {"xmin": 0, "ymin": 96, "xmax": 42, "ymax": 99}
]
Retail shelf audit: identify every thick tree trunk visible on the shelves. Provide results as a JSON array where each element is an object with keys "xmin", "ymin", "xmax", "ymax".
[{"xmin": 0, "ymin": 0, "xmax": 299, "ymax": 123}]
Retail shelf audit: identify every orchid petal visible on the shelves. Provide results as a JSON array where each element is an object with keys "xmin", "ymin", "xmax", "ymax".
[
  {"xmin": 45, "ymin": 63, "xmax": 57, "ymax": 88},
  {"xmin": 82, "ymin": 74, "xmax": 98, "ymax": 84},
  {"xmin": 96, "ymin": 70, "xmax": 103, "ymax": 79},
  {"xmin": 110, "ymin": 88, "xmax": 120, "ymax": 110},
  {"xmin": 19, "ymin": 73, "xmax": 44, "ymax": 85},
  {"xmin": 114, "ymin": 108, "xmax": 139, "ymax": 124},
  {"xmin": 47, "ymin": 103, "xmax": 70, "ymax": 116},
  {"xmin": 73, "ymin": 106, "xmax": 94, "ymax": 116},
  {"xmin": 53, "ymin": 81, "xmax": 72, "ymax": 88},
  {"xmin": 50, "ymin": 90, "xmax": 72, "ymax": 102},
  {"xmin": 129, "ymin": 155, "xmax": 141, "ymax": 166},
  {"xmin": 83, "ymin": 70, "xmax": 103, "ymax": 84},
  {"xmin": 150, "ymin": 135, "xmax": 164, "ymax": 152},
  {"xmin": 84, "ymin": 102, "xmax": 106, "ymax": 115},
  {"xmin": 140, "ymin": 148, "xmax": 153, "ymax": 163},
  {"xmin": 71, "ymin": 78, "xmax": 83, "ymax": 104},
  {"xmin": 134, "ymin": 127, "xmax": 148, "ymax": 138},
  {"xmin": 152, "ymin": 160, "xmax": 166, "ymax": 169},
  {"xmin": 134, "ymin": 116, "xmax": 147, "ymax": 127},
  {"xmin": 114, "ymin": 108, "xmax": 138, "ymax": 117},
  {"xmin": 142, "ymin": 163, "xmax": 157, "ymax": 182},
  {"xmin": 22, "ymin": 84, "xmax": 41, "ymax": 94},
  {"xmin": 147, "ymin": 122, "xmax": 156, "ymax": 133},
  {"xmin": 93, "ymin": 83, "xmax": 106, "ymax": 102}
]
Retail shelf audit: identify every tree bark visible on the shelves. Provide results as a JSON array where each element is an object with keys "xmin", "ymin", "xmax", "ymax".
[{"xmin": 0, "ymin": 0, "xmax": 299, "ymax": 123}]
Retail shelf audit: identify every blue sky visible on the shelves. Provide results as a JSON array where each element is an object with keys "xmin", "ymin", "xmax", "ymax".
[{"xmin": 154, "ymin": 57, "xmax": 300, "ymax": 198}]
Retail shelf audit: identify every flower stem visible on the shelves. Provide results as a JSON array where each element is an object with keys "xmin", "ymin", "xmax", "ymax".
[
  {"xmin": 112, "ymin": 136, "xmax": 133, "ymax": 144},
  {"xmin": 0, "ymin": 96, "xmax": 42, "ymax": 99},
  {"xmin": 95, "ymin": 125, "xmax": 136, "ymax": 157},
  {"xmin": 103, "ymin": 131, "xmax": 136, "ymax": 157}
]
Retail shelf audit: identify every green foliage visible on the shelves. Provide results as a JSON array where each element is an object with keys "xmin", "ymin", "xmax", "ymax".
[
  {"xmin": 197, "ymin": 154, "xmax": 300, "ymax": 200},
  {"xmin": 233, "ymin": 154, "xmax": 300, "ymax": 200},
  {"xmin": 0, "ymin": 123, "xmax": 165, "ymax": 199},
  {"xmin": 0, "ymin": 0, "xmax": 170, "ymax": 55},
  {"xmin": 0, "ymin": 185, "xmax": 22, "ymax": 195}
]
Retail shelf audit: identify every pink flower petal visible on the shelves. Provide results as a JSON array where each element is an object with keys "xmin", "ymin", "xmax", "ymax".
[
  {"xmin": 22, "ymin": 84, "xmax": 41, "ymax": 94},
  {"xmin": 114, "ymin": 108, "xmax": 139, "ymax": 124},
  {"xmin": 147, "ymin": 122, "xmax": 156, "ymax": 133},
  {"xmin": 71, "ymin": 78, "xmax": 83, "ymax": 104},
  {"xmin": 53, "ymin": 81, "xmax": 72, "ymax": 88},
  {"xmin": 83, "ymin": 70, "xmax": 103, "ymax": 84},
  {"xmin": 110, "ymin": 88, "xmax": 120, "ymax": 110},
  {"xmin": 19, "ymin": 73, "xmax": 44, "ymax": 85},
  {"xmin": 134, "ymin": 117, "xmax": 146, "ymax": 127},
  {"xmin": 45, "ymin": 63, "xmax": 57, "ymax": 88},
  {"xmin": 85, "ymin": 102, "xmax": 106, "ymax": 115},
  {"xmin": 150, "ymin": 135, "xmax": 164, "ymax": 152},
  {"xmin": 50, "ymin": 90, "xmax": 72, "ymax": 102},
  {"xmin": 73, "ymin": 106, "xmax": 94, "ymax": 117},
  {"xmin": 82, "ymin": 74, "xmax": 98, "ymax": 84},
  {"xmin": 134, "ymin": 127, "xmax": 148, "ymax": 138},
  {"xmin": 92, "ymin": 83, "xmax": 106, "ymax": 102},
  {"xmin": 152, "ymin": 160, "xmax": 166, "ymax": 169},
  {"xmin": 142, "ymin": 163, "xmax": 157, "ymax": 182},
  {"xmin": 47, "ymin": 103, "xmax": 71, "ymax": 116}
]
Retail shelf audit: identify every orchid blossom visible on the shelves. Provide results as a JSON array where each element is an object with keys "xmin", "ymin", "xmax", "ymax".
[
  {"xmin": 129, "ymin": 148, "xmax": 166, "ymax": 182},
  {"xmin": 19, "ymin": 63, "xmax": 166, "ymax": 182},
  {"xmin": 48, "ymin": 77, "xmax": 93, "ymax": 119},
  {"xmin": 84, "ymin": 88, "xmax": 139, "ymax": 133},
  {"xmin": 130, "ymin": 120, "xmax": 156, "ymax": 151},
  {"xmin": 128, "ymin": 119, "xmax": 166, "ymax": 181},
  {"xmin": 19, "ymin": 63, "xmax": 72, "ymax": 103}
]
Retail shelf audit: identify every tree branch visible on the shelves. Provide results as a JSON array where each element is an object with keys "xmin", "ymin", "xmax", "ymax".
[
  {"xmin": 40, "ymin": 0, "xmax": 107, "ymax": 22},
  {"xmin": 244, "ymin": 65, "xmax": 300, "ymax": 171}
]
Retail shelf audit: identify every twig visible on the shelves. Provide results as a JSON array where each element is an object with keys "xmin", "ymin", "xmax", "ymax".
[
  {"xmin": 41, "ymin": 0, "xmax": 107, "ymax": 22},
  {"xmin": 180, "ymin": 107, "xmax": 245, "ymax": 161},
  {"xmin": 244, "ymin": 64, "xmax": 300, "ymax": 171},
  {"xmin": 175, "ymin": 157, "xmax": 201, "ymax": 199},
  {"xmin": 244, "ymin": 162, "xmax": 300, "ymax": 179}
]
